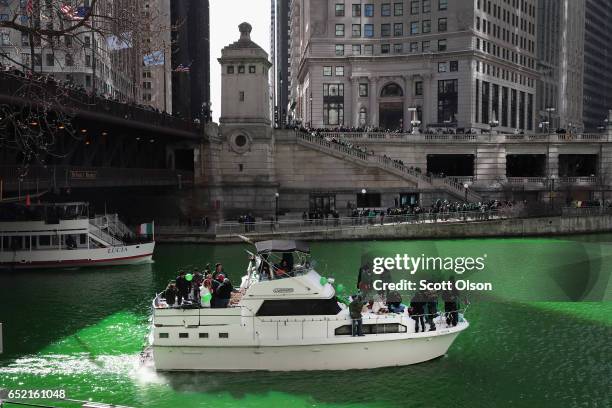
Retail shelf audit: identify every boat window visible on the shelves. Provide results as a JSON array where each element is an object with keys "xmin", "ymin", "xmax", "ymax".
[
  {"xmin": 219, "ymin": 333, "xmax": 229, "ymax": 338},
  {"xmin": 335, "ymin": 323, "xmax": 408, "ymax": 335},
  {"xmin": 159, "ymin": 333, "xmax": 169, "ymax": 338},
  {"xmin": 256, "ymin": 299, "xmax": 342, "ymax": 316},
  {"xmin": 199, "ymin": 333, "xmax": 209, "ymax": 338},
  {"xmin": 179, "ymin": 333, "xmax": 189, "ymax": 338},
  {"xmin": 39, "ymin": 235, "xmax": 50, "ymax": 246},
  {"xmin": 80, "ymin": 234, "xmax": 87, "ymax": 245}
]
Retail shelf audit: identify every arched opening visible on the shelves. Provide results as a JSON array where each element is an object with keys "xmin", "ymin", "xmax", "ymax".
[
  {"xmin": 379, "ymin": 82, "xmax": 404, "ymax": 130},
  {"xmin": 359, "ymin": 107, "xmax": 368, "ymax": 127}
]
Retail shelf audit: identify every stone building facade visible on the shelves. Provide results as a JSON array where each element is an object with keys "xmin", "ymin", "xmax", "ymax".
[{"xmin": 288, "ymin": 0, "xmax": 538, "ymax": 133}]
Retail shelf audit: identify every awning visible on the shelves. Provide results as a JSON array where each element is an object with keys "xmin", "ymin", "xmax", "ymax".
[{"xmin": 255, "ymin": 240, "xmax": 310, "ymax": 254}]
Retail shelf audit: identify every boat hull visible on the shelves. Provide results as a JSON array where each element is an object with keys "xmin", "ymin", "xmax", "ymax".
[
  {"xmin": 152, "ymin": 327, "xmax": 464, "ymax": 371},
  {"xmin": 0, "ymin": 242, "xmax": 155, "ymax": 269}
]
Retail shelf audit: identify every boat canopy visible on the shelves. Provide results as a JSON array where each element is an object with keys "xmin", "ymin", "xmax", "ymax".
[{"xmin": 255, "ymin": 240, "xmax": 310, "ymax": 254}]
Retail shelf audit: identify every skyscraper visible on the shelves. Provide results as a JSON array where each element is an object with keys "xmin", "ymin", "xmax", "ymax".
[
  {"xmin": 536, "ymin": 0, "xmax": 585, "ymax": 132},
  {"xmin": 170, "ymin": 0, "xmax": 211, "ymax": 121},
  {"xmin": 583, "ymin": 0, "xmax": 612, "ymax": 131},
  {"xmin": 271, "ymin": 0, "xmax": 291, "ymax": 126},
  {"xmin": 290, "ymin": 0, "xmax": 538, "ymax": 133}
]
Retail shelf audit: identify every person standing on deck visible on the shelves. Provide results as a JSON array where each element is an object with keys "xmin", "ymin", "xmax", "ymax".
[
  {"xmin": 175, "ymin": 271, "xmax": 191, "ymax": 305},
  {"xmin": 349, "ymin": 294, "xmax": 366, "ymax": 336}
]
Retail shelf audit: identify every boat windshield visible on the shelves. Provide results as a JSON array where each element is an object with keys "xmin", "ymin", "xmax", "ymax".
[
  {"xmin": 0, "ymin": 202, "xmax": 89, "ymax": 222},
  {"xmin": 256, "ymin": 250, "xmax": 313, "ymax": 281}
]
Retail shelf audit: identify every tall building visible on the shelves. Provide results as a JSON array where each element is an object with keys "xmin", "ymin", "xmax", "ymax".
[
  {"xmin": 290, "ymin": 0, "xmax": 538, "ymax": 132},
  {"xmin": 141, "ymin": 0, "xmax": 173, "ymax": 113},
  {"xmin": 170, "ymin": 0, "xmax": 211, "ymax": 121},
  {"xmin": 271, "ymin": 0, "xmax": 291, "ymax": 126},
  {"xmin": 536, "ymin": 0, "xmax": 585, "ymax": 132},
  {"xmin": 0, "ymin": 0, "xmax": 138, "ymax": 102},
  {"xmin": 583, "ymin": 0, "xmax": 612, "ymax": 131}
]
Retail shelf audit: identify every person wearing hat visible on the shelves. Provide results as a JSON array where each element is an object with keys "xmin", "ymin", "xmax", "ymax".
[
  {"xmin": 216, "ymin": 277, "xmax": 234, "ymax": 308},
  {"xmin": 349, "ymin": 294, "xmax": 365, "ymax": 336},
  {"xmin": 175, "ymin": 271, "xmax": 191, "ymax": 305}
]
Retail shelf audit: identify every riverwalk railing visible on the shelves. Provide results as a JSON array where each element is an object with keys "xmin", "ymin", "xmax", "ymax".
[{"xmin": 214, "ymin": 210, "xmax": 513, "ymax": 236}]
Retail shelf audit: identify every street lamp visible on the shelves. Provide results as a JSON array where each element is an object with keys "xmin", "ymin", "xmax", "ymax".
[
  {"xmin": 463, "ymin": 183, "xmax": 469, "ymax": 203},
  {"xmin": 408, "ymin": 107, "xmax": 421, "ymax": 134},
  {"xmin": 275, "ymin": 192, "xmax": 279, "ymax": 222},
  {"xmin": 545, "ymin": 107, "xmax": 556, "ymax": 134},
  {"xmin": 309, "ymin": 94, "xmax": 313, "ymax": 129},
  {"xmin": 489, "ymin": 119, "xmax": 499, "ymax": 134}
]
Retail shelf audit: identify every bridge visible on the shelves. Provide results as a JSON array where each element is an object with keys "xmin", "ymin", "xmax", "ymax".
[{"xmin": 0, "ymin": 70, "xmax": 202, "ymax": 195}]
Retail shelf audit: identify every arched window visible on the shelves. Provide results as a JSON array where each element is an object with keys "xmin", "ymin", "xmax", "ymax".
[
  {"xmin": 359, "ymin": 107, "xmax": 368, "ymax": 126},
  {"xmin": 380, "ymin": 82, "xmax": 404, "ymax": 97}
]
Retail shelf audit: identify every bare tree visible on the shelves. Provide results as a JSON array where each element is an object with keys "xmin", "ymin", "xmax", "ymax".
[{"xmin": 0, "ymin": 0, "xmax": 174, "ymax": 174}]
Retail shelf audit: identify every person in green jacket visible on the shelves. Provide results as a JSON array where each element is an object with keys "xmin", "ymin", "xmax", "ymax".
[{"xmin": 349, "ymin": 294, "xmax": 365, "ymax": 336}]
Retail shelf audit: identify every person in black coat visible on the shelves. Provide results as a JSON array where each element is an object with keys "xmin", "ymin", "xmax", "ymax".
[
  {"xmin": 175, "ymin": 271, "xmax": 191, "ymax": 305},
  {"xmin": 216, "ymin": 278, "xmax": 233, "ymax": 308},
  {"xmin": 410, "ymin": 291, "xmax": 426, "ymax": 333},
  {"xmin": 443, "ymin": 276, "xmax": 460, "ymax": 327},
  {"xmin": 164, "ymin": 282, "xmax": 178, "ymax": 307}
]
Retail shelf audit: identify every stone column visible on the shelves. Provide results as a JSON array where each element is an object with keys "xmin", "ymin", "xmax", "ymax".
[
  {"xmin": 350, "ymin": 77, "xmax": 360, "ymax": 127},
  {"xmin": 345, "ymin": 77, "xmax": 353, "ymax": 127},
  {"xmin": 422, "ymin": 73, "xmax": 433, "ymax": 127},
  {"xmin": 403, "ymin": 75, "xmax": 412, "ymax": 131},
  {"xmin": 369, "ymin": 77, "xmax": 379, "ymax": 127}
]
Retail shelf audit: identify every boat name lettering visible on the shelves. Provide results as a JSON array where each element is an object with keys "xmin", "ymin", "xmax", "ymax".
[
  {"xmin": 273, "ymin": 288, "xmax": 294, "ymax": 294},
  {"xmin": 108, "ymin": 247, "xmax": 128, "ymax": 254}
]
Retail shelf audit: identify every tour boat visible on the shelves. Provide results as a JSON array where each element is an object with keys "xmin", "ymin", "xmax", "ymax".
[
  {"xmin": 150, "ymin": 240, "xmax": 468, "ymax": 371},
  {"xmin": 0, "ymin": 202, "xmax": 155, "ymax": 269}
]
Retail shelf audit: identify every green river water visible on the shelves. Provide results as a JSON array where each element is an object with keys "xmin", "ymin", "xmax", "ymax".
[{"xmin": 0, "ymin": 235, "xmax": 611, "ymax": 408}]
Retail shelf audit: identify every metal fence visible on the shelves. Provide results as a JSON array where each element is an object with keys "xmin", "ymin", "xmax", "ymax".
[{"xmin": 214, "ymin": 210, "xmax": 514, "ymax": 236}]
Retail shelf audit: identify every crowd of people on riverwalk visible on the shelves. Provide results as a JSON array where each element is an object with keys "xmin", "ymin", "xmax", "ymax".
[
  {"xmin": 161, "ymin": 263, "xmax": 236, "ymax": 309},
  {"xmin": 348, "ymin": 263, "xmax": 462, "ymax": 336}
]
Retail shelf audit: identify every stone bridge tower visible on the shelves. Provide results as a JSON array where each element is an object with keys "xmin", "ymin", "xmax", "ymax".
[{"xmin": 205, "ymin": 22, "xmax": 277, "ymax": 219}]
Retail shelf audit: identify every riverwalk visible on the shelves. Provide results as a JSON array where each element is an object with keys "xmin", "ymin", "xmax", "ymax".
[{"xmin": 154, "ymin": 208, "xmax": 612, "ymax": 243}]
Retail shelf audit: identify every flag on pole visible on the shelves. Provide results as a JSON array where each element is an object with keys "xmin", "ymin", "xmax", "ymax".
[
  {"xmin": 174, "ymin": 63, "xmax": 191, "ymax": 73},
  {"xmin": 138, "ymin": 222, "xmax": 154, "ymax": 236},
  {"xmin": 143, "ymin": 50, "xmax": 164, "ymax": 66},
  {"xmin": 25, "ymin": 0, "xmax": 33, "ymax": 15},
  {"xmin": 60, "ymin": 4, "xmax": 89, "ymax": 21},
  {"xmin": 106, "ymin": 33, "xmax": 133, "ymax": 50}
]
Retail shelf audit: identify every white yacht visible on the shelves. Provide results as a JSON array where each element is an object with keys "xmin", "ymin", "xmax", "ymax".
[
  {"xmin": 150, "ymin": 240, "xmax": 468, "ymax": 371},
  {"xmin": 0, "ymin": 202, "xmax": 155, "ymax": 269}
]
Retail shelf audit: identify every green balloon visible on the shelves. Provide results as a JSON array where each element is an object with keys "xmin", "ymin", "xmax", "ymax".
[
  {"xmin": 201, "ymin": 292, "xmax": 212, "ymax": 302},
  {"xmin": 320, "ymin": 277, "xmax": 328, "ymax": 286},
  {"xmin": 337, "ymin": 284, "xmax": 345, "ymax": 294},
  {"xmin": 185, "ymin": 273, "xmax": 193, "ymax": 282}
]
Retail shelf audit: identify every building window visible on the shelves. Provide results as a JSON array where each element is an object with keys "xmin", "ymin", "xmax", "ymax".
[
  {"xmin": 239, "ymin": 91, "xmax": 245, "ymax": 101},
  {"xmin": 364, "ymin": 3, "xmax": 374, "ymax": 16},
  {"xmin": 415, "ymin": 81, "xmax": 423, "ymax": 96},
  {"xmin": 438, "ymin": 62, "xmax": 447, "ymax": 72},
  {"xmin": 323, "ymin": 84, "xmax": 344, "ymax": 97},
  {"xmin": 33, "ymin": 53, "xmax": 41, "ymax": 66},
  {"xmin": 410, "ymin": 21, "xmax": 419, "ymax": 34},
  {"xmin": 323, "ymin": 103, "xmax": 344, "ymax": 125},
  {"xmin": 359, "ymin": 83, "xmax": 368, "ymax": 97},
  {"xmin": 352, "ymin": 4, "xmax": 361, "ymax": 16},
  {"xmin": 381, "ymin": 23, "xmax": 391, "ymax": 37},
  {"xmin": 238, "ymin": 65, "xmax": 245, "ymax": 74},
  {"xmin": 65, "ymin": 54, "xmax": 73, "ymax": 66},
  {"xmin": 411, "ymin": 1, "xmax": 419, "ymax": 14},
  {"xmin": 438, "ymin": 17, "xmax": 447, "ymax": 31},
  {"xmin": 438, "ymin": 39, "xmax": 447, "ymax": 51},
  {"xmin": 359, "ymin": 107, "xmax": 368, "ymax": 126},
  {"xmin": 393, "ymin": 43, "xmax": 403, "ymax": 53},
  {"xmin": 335, "ymin": 44, "xmax": 344, "ymax": 55},
  {"xmin": 179, "ymin": 333, "xmax": 189, "ymax": 338},
  {"xmin": 84, "ymin": 36, "xmax": 91, "ymax": 47},
  {"xmin": 227, "ymin": 66, "xmax": 234, "ymax": 74},
  {"xmin": 381, "ymin": 3, "xmax": 391, "ymax": 16},
  {"xmin": 501, "ymin": 86, "xmax": 509, "ymax": 127},
  {"xmin": 249, "ymin": 65, "xmax": 256, "ymax": 73},
  {"xmin": 45, "ymin": 53, "xmax": 54, "ymax": 66},
  {"xmin": 364, "ymin": 24, "xmax": 374, "ymax": 37},
  {"xmin": 410, "ymin": 42, "xmax": 418, "ymax": 52},
  {"xmin": 335, "ymin": 24, "xmax": 345, "ymax": 36},
  {"xmin": 21, "ymin": 33, "xmax": 29, "ymax": 46},
  {"xmin": 0, "ymin": 32, "xmax": 9, "ymax": 45},
  {"xmin": 422, "ymin": 20, "xmax": 431, "ymax": 33},
  {"xmin": 394, "ymin": 2, "xmax": 403, "ymax": 16},
  {"xmin": 481, "ymin": 81, "xmax": 490, "ymax": 124},
  {"xmin": 364, "ymin": 44, "xmax": 374, "ymax": 55},
  {"xmin": 64, "ymin": 35, "xmax": 72, "ymax": 47},
  {"xmin": 439, "ymin": 0, "xmax": 447, "ymax": 10},
  {"xmin": 422, "ymin": 0, "xmax": 431, "ymax": 12},
  {"xmin": 335, "ymin": 66, "xmax": 344, "ymax": 76},
  {"xmin": 352, "ymin": 44, "xmax": 361, "ymax": 55},
  {"xmin": 335, "ymin": 3, "xmax": 345, "ymax": 16},
  {"xmin": 323, "ymin": 66, "xmax": 332, "ymax": 76},
  {"xmin": 438, "ymin": 79, "xmax": 458, "ymax": 123},
  {"xmin": 394, "ymin": 23, "xmax": 403, "ymax": 36},
  {"xmin": 381, "ymin": 44, "xmax": 390, "ymax": 54},
  {"xmin": 422, "ymin": 40, "xmax": 430, "ymax": 52},
  {"xmin": 450, "ymin": 60, "xmax": 458, "ymax": 72},
  {"xmin": 352, "ymin": 24, "xmax": 361, "ymax": 37}
]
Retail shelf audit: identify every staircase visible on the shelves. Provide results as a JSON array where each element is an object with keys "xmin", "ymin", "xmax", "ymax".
[
  {"xmin": 296, "ymin": 132, "xmax": 482, "ymax": 202},
  {"xmin": 89, "ymin": 214, "xmax": 134, "ymax": 247}
]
